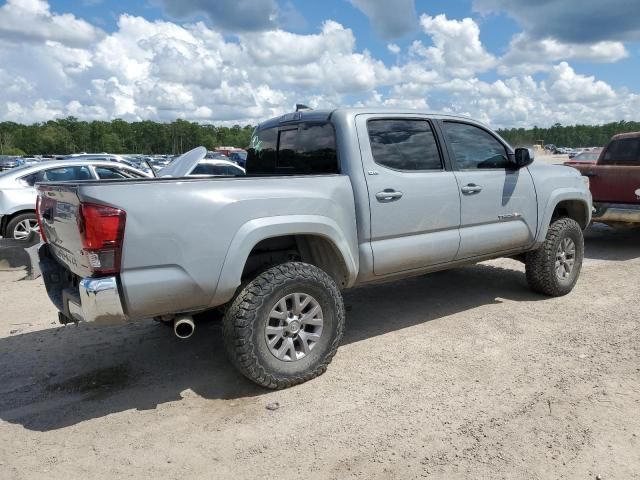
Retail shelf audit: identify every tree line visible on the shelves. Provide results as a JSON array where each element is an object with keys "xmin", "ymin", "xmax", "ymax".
[
  {"xmin": 497, "ymin": 121, "xmax": 640, "ymax": 148},
  {"xmin": 0, "ymin": 117, "xmax": 254, "ymax": 156},
  {"xmin": 1, "ymin": 117, "xmax": 640, "ymax": 155}
]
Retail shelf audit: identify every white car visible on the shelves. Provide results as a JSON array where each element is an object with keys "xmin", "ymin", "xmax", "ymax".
[
  {"xmin": 189, "ymin": 159, "xmax": 246, "ymax": 176},
  {"xmin": 0, "ymin": 160, "xmax": 150, "ymax": 240},
  {"xmin": 65, "ymin": 153, "xmax": 155, "ymax": 176},
  {"xmin": 158, "ymin": 156, "xmax": 246, "ymax": 177}
]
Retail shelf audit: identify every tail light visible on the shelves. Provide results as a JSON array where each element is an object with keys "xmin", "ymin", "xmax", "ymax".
[
  {"xmin": 35, "ymin": 195, "xmax": 48, "ymax": 243},
  {"xmin": 78, "ymin": 203, "xmax": 126, "ymax": 275}
]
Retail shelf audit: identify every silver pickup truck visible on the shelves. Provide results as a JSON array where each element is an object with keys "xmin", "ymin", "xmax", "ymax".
[{"xmin": 37, "ymin": 108, "xmax": 592, "ymax": 389}]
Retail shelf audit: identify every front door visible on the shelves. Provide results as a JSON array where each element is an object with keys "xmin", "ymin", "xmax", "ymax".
[
  {"xmin": 357, "ymin": 115, "xmax": 461, "ymax": 276},
  {"xmin": 440, "ymin": 121, "xmax": 538, "ymax": 259}
]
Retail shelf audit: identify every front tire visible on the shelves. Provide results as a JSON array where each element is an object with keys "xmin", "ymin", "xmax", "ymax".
[
  {"xmin": 525, "ymin": 217, "xmax": 584, "ymax": 296},
  {"xmin": 223, "ymin": 262, "xmax": 345, "ymax": 389}
]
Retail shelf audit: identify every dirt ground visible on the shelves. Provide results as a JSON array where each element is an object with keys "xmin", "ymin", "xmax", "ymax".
[{"xmin": 1, "ymin": 224, "xmax": 639, "ymax": 479}]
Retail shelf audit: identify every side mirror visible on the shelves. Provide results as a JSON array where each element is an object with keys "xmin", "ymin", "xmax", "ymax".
[{"xmin": 514, "ymin": 148, "xmax": 534, "ymax": 168}]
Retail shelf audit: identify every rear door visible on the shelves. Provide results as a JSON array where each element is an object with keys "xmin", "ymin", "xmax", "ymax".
[
  {"xmin": 356, "ymin": 115, "xmax": 461, "ymax": 276},
  {"xmin": 586, "ymin": 137, "xmax": 640, "ymax": 204},
  {"xmin": 441, "ymin": 121, "xmax": 538, "ymax": 259}
]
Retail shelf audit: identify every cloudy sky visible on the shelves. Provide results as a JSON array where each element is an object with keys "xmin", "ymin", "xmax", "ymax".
[{"xmin": 0, "ymin": 0, "xmax": 639, "ymax": 128}]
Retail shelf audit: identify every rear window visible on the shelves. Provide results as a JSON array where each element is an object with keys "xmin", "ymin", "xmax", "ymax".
[
  {"xmin": 603, "ymin": 138, "xmax": 640, "ymax": 164},
  {"xmin": 246, "ymin": 122, "xmax": 338, "ymax": 175},
  {"xmin": 21, "ymin": 166, "xmax": 93, "ymax": 185}
]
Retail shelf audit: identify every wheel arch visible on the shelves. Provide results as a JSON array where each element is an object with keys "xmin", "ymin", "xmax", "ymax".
[
  {"xmin": 551, "ymin": 200, "xmax": 590, "ymax": 229},
  {"xmin": 535, "ymin": 190, "xmax": 592, "ymax": 244},
  {"xmin": 212, "ymin": 215, "xmax": 359, "ymax": 306}
]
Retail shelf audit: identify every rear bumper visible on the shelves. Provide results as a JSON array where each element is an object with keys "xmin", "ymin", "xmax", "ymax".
[
  {"xmin": 39, "ymin": 244, "xmax": 128, "ymax": 325},
  {"xmin": 593, "ymin": 202, "xmax": 640, "ymax": 224}
]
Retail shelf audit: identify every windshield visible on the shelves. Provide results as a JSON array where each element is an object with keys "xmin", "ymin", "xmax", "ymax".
[{"xmin": 574, "ymin": 152, "xmax": 599, "ymax": 161}]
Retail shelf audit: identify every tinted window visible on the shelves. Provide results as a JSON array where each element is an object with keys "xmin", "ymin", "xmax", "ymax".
[
  {"xmin": 41, "ymin": 166, "xmax": 93, "ymax": 182},
  {"xmin": 277, "ymin": 128, "xmax": 298, "ymax": 169},
  {"xmin": 228, "ymin": 165, "xmax": 245, "ymax": 175},
  {"xmin": 367, "ymin": 119, "xmax": 442, "ymax": 171},
  {"xmin": 296, "ymin": 124, "xmax": 339, "ymax": 173},
  {"xmin": 444, "ymin": 122, "xmax": 509, "ymax": 169},
  {"xmin": 603, "ymin": 138, "xmax": 640, "ymax": 164},
  {"xmin": 95, "ymin": 167, "xmax": 144, "ymax": 179},
  {"xmin": 247, "ymin": 127, "xmax": 277, "ymax": 174},
  {"xmin": 19, "ymin": 172, "xmax": 41, "ymax": 186},
  {"xmin": 191, "ymin": 163, "xmax": 244, "ymax": 176},
  {"xmin": 246, "ymin": 123, "xmax": 338, "ymax": 175}
]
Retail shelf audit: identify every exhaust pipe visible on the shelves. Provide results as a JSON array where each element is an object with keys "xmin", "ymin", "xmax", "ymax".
[{"xmin": 174, "ymin": 315, "xmax": 195, "ymax": 339}]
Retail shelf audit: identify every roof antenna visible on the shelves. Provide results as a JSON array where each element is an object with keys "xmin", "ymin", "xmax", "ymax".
[{"xmin": 296, "ymin": 104, "xmax": 313, "ymax": 112}]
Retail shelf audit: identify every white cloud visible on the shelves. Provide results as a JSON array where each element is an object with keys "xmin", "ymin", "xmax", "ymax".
[
  {"xmin": 545, "ymin": 62, "xmax": 616, "ymax": 103},
  {"xmin": 413, "ymin": 14, "xmax": 496, "ymax": 77},
  {"xmin": 387, "ymin": 43, "xmax": 401, "ymax": 55},
  {"xmin": 499, "ymin": 33, "xmax": 629, "ymax": 74},
  {"xmin": 0, "ymin": 0, "xmax": 104, "ymax": 46},
  {"xmin": 242, "ymin": 20, "xmax": 355, "ymax": 67}
]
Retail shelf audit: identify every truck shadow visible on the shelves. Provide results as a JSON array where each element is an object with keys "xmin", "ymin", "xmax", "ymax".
[
  {"xmin": 584, "ymin": 223, "xmax": 640, "ymax": 262},
  {"xmin": 0, "ymin": 263, "xmax": 545, "ymax": 432}
]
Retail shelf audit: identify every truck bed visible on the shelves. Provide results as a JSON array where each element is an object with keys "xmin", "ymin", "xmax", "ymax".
[{"xmin": 37, "ymin": 175, "xmax": 358, "ymax": 320}]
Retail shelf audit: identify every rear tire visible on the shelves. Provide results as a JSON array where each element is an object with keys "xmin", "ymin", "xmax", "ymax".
[
  {"xmin": 525, "ymin": 217, "xmax": 584, "ymax": 296},
  {"xmin": 6, "ymin": 213, "xmax": 38, "ymax": 241},
  {"xmin": 223, "ymin": 262, "xmax": 345, "ymax": 389}
]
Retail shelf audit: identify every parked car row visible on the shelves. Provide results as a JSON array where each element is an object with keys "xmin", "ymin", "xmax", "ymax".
[
  {"xmin": 545, "ymin": 145, "xmax": 602, "ymax": 158},
  {"xmin": 0, "ymin": 148, "xmax": 248, "ymax": 176},
  {"xmin": 0, "ymin": 160, "xmax": 150, "ymax": 240},
  {"xmin": 0, "ymin": 156, "xmax": 21, "ymax": 172},
  {"xmin": 0, "ymin": 150, "xmax": 248, "ymax": 240}
]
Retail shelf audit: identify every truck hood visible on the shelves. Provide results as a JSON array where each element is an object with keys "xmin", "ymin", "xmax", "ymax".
[
  {"xmin": 157, "ymin": 146, "xmax": 206, "ymax": 178},
  {"xmin": 528, "ymin": 160, "xmax": 582, "ymax": 179}
]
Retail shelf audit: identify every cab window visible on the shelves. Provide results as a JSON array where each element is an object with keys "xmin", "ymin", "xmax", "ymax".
[
  {"xmin": 443, "ymin": 122, "xmax": 510, "ymax": 169},
  {"xmin": 367, "ymin": 119, "xmax": 442, "ymax": 171},
  {"xmin": 603, "ymin": 138, "xmax": 640, "ymax": 164},
  {"xmin": 246, "ymin": 123, "xmax": 338, "ymax": 175}
]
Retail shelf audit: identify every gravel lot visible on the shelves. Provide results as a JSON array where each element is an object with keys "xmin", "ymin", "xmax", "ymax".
[{"xmin": 0, "ymin": 223, "xmax": 638, "ymax": 479}]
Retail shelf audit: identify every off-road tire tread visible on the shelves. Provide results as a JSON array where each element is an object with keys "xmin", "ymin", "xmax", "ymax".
[
  {"xmin": 222, "ymin": 262, "xmax": 345, "ymax": 389},
  {"xmin": 525, "ymin": 217, "xmax": 583, "ymax": 296}
]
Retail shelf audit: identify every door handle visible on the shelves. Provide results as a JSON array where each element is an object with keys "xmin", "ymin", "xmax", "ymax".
[
  {"xmin": 375, "ymin": 189, "xmax": 403, "ymax": 202},
  {"xmin": 461, "ymin": 183, "xmax": 482, "ymax": 194}
]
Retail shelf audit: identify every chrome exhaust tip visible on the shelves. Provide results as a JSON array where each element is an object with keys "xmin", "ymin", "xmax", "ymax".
[{"xmin": 174, "ymin": 316, "xmax": 195, "ymax": 339}]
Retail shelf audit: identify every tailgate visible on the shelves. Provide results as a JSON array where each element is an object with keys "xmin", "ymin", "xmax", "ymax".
[{"xmin": 37, "ymin": 184, "xmax": 92, "ymax": 277}]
